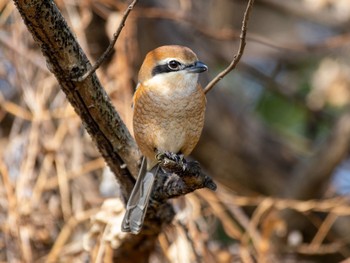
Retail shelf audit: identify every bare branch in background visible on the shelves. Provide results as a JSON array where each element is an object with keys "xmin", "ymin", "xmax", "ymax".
[
  {"xmin": 103, "ymin": 3, "xmax": 350, "ymax": 54},
  {"xmin": 75, "ymin": 0, "xmax": 139, "ymax": 82},
  {"xmin": 204, "ymin": 0, "xmax": 255, "ymax": 94}
]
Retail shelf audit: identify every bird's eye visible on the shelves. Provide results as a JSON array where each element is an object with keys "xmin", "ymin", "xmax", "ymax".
[{"xmin": 168, "ymin": 60, "xmax": 180, "ymax": 70}]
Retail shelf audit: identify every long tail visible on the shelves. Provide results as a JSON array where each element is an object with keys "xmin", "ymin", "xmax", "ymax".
[{"xmin": 121, "ymin": 157, "xmax": 158, "ymax": 234}]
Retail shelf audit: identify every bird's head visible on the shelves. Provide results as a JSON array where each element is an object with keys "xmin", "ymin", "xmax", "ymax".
[{"xmin": 138, "ymin": 45, "xmax": 207, "ymax": 93}]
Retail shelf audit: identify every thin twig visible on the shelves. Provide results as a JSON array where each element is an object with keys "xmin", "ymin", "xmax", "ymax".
[
  {"xmin": 107, "ymin": 4, "xmax": 350, "ymax": 54},
  {"xmin": 204, "ymin": 0, "xmax": 255, "ymax": 94},
  {"xmin": 309, "ymin": 213, "xmax": 338, "ymax": 249},
  {"xmin": 203, "ymin": 185, "xmax": 350, "ymax": 216},
  {"xmin": 74, "ymin": 0, "xmax": 138, "ymax": 82},
  {"xmin": 196, "ymin": 190, "xmax": 243, "ymax": 239}
]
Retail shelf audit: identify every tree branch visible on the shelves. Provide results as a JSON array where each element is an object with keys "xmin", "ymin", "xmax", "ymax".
[
  {"xmin": 155, "ymin": 154, "xmax": 217, "ymax": 200},
  {"xmin": 75, "ymin": 0, "xmax": 139, "ymax": 82},
  {"xmin": 13, "ymin": 0, "xmax": 140, "ymax": 200},
  {"xmin": 203, "ymin": 0, "xmax": 255, "ymax": 94}
]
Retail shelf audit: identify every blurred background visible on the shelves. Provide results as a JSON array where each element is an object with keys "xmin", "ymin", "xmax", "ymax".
[{"xmin": 1, "ymin": 0, "xmax": 350, "ymax": 262}]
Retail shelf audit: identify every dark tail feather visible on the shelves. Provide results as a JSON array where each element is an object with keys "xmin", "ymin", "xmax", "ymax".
[{"xmin": 121, "ymin": 157, "xmax": 158, "ymax": 234}]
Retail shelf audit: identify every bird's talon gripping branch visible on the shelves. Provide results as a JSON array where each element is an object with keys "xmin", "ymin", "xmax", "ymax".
[
  {"xmin": 155, "ymin": 151, "xmax": 165, "ymax": 162},
  {"xmin": 156, "ymin": 151, "xmax": 187, "ymax": 170}
]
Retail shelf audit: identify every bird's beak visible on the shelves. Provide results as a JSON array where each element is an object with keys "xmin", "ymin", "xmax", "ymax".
[{"xmin": 186, "ymin": 61, "xmax": 208, "ymax": 73}]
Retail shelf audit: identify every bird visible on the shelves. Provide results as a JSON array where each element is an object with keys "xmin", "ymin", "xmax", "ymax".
[{"xmin": 121, "ymin": 45, "xmax": 207, "ymax": 234}]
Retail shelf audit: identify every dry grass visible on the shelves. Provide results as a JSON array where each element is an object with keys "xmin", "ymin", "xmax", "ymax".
[
  {"xmin": 0, "ymin": 2, "xmax": 111, "ymax": 262},
  {"xmin": 1, "ymin": 0, "xmax": 350, "ymax": 262}
]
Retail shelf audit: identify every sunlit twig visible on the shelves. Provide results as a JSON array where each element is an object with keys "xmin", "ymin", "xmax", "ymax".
[
  {"xmin": 75, "ymin": 0, "xmax": 138, "ymax": 82},
  {"xmin": 204, "ymin": 0, "xmax": 255, "ymax": 94}
]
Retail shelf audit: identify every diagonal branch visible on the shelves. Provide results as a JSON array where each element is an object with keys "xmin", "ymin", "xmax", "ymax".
[
  {"xmin": 204, "ymin": 0, "xmax": 255, "ymax": 94},
  {"xmin": 13, "ymin": 0, "xmax": 140, "ymax": 200}
]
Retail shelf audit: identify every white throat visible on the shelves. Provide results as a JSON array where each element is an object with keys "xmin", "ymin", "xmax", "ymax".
[{"xmin": 144, "ymin": 72, "xmax": 199, "ymax": 97}]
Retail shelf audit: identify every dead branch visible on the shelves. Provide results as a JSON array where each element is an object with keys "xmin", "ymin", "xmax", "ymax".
[
  {"xmin": 13, "ymin": 0, "xmax": 140, "ymax": 201},
  {"xmin": 203, "ymin": 0, "xmax": 255, "ymax": 94},
  {"xmin": 76, "ymin": 0, "xmax": 139, "ymax": 82},
  {"xmin": 214, "ymin": 190, "xmax": 350, "ymax": 216}
]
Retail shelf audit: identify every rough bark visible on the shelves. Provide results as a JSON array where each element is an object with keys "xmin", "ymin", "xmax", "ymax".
[{"xmin": 13, "ymin": 0, "xmax": 139, "ymax": 200}]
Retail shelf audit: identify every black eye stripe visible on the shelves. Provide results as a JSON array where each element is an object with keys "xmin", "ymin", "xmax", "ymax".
[{"xmin": 152, "ymin": 64, "xmax": 174, "ymax": 76}]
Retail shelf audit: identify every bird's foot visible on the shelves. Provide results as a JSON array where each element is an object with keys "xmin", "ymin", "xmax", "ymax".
[
  {"xmin": 156, "ymin": 151, "xmax": 187, "ymax": 172},
  {"xmin": 155, "ymin": 151, "xmax": 216, "ymax": 191}
]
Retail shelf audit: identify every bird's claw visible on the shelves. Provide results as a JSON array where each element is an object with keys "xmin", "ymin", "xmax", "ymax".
[{"xmin": 156, "ymin": 151, "xmax": 187, "ymax": 171}]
